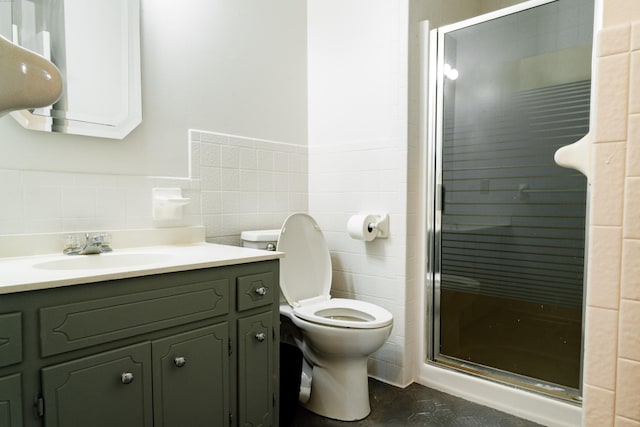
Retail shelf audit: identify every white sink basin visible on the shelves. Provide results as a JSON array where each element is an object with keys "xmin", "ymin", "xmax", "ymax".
[
  {"xmin": 34, "ymin": 253, "xmax": 176, "ymax": 270},
  {"xmin": 0, "ymin": 238, "xmax": 283, "ymax": 295}
]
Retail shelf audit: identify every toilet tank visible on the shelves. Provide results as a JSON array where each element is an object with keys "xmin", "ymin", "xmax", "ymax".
[{"xmin": 240, "ymin": 229, "xmax": 280, "ymax": 250}]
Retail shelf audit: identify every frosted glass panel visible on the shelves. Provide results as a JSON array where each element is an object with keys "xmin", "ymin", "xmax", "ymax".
[{"xmin": 435, "ymin": 0, "xmax": 593, "ymax": 395}]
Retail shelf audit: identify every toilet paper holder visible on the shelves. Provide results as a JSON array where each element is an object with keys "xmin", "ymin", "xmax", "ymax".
[
  {"xmin": 366, "ymin": 214, "xmax": 389, "ymax": 238},
  {"xmin": 348, "ymin": 213, "xmax": 389, "ymax": 241}
]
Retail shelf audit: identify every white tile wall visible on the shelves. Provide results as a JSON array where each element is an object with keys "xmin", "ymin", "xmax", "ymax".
[
  {"xmin": 0, "ymin": 169, "xmax": 198, "ymax": 235},
  {"xmin": 308, "ymin": 143, "xmax": 409, "ymax": 376},
  {"xmin": 0, "ymin": 129, "xmax": 305, "ymax": 244},
  {"xmin": 308, "ymin": 0, "xmax": 411, "ymax": 386},
  {"xmin": 583, "ymin": 20, "xmax": 640, "ymax": 427},
  {"xmin": 190, "ymin": 130, "xmax": 308, "ymax": 246}
]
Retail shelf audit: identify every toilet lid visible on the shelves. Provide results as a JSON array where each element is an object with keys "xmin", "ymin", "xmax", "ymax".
[{"xmin": 277, "ymin": 213, "xmax": 332, "ymax": 306}]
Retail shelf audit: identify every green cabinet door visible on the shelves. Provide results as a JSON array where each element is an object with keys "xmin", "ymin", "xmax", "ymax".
[
  {"xmin": 0, "ymin": 373, "xmax": 23, "ymax": 427},
  {"xmin": 41, "ymin": 342, "xmax": 153, "ymax": 427},
  {"xmin": 238, "ymin": 312, "xmax": 274, "ymax": 427},
  {"xmin": 152, "ymin": 324, "xmax": 230, "ymax": 427}
]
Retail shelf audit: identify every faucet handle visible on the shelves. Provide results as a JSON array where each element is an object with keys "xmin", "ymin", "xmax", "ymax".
[
  {"xmin": 89, "ymin": 233, "xmax": 112, "ymax": 248},
  {"xmin": 86, "ymin": 232, "xmax": 110, "ymax": 244},
  {"xmin": 63, "ymin": 234, "xmax": 82, "ymax": 253},
  {"xmin": 99, "ymin": 233, "xmax": 113, "ymax": 251},
  {"xmin": 86, "ymin": 232, "xmax": 101, "ymax": 243}
]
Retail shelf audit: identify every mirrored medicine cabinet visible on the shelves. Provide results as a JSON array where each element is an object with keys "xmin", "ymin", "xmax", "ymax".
[{"xmin": 9, "ymin": 0, "xmax": 142, "ymax": 139}]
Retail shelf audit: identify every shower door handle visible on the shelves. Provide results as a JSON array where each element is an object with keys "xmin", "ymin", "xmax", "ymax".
[{"xmin": 437, "ymin": 184, "xmax": 445, "ymax": 212}]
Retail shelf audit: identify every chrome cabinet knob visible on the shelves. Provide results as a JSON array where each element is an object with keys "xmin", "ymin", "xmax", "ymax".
[
  {"xmin": 174, "ymin": 356, "xmax": 187, "ymax": 368},
  {"xmin": 255, "ymin": 287, "xmax": 268, "ymax": 296},
  {"xmin": 121, "ymin": 372, "xmax": 134, "ymax": 385},
  {"xmin": 255, "ymin": 333, "xmax": 266, "ymax": 342},
  {"xmin": 266, "ymin": 243, "xmax": 276, "ymax": 251}
]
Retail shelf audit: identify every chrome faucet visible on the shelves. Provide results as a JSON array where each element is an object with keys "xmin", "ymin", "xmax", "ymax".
[{"xmin": 64, "ymin": 233, "xmax": 113, "ymax": 255}]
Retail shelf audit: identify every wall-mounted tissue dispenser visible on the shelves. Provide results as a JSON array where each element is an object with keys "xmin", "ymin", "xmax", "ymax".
[
  {"xmin": 152, "ymin": 188, "xmax": 190, "ymax": 222},
  {"xmin": 347, "ymin": 213, "xmax": 389, "ymax": 241}
]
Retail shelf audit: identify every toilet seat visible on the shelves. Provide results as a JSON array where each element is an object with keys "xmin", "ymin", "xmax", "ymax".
[
  {"xmin": 293, "ymin": 298, "xmax": 393, "ymax": 329},
  {"xmin": 277, "ymin": 213, "xmax": 392, "ymax": 330}
]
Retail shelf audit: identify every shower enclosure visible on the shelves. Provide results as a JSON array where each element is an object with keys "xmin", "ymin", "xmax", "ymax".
[{"xmin": 427, "ymin": 0, "xmax": 594, "ymax": 401}]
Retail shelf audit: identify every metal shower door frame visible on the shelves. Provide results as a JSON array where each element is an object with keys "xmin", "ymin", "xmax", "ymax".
[{"xmin": 425, "ymin": 0, "xmax": 596, "ymax": 402}]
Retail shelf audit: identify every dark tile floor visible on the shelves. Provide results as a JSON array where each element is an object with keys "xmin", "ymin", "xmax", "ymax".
[{"xmin": 288, "ymin": 378, "xmax": 545, "ymax": 427}]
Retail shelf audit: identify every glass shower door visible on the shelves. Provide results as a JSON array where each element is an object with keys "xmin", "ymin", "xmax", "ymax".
[{"xmin": 431, "ymin": 0, "xmax": 594, "ymax": 399}]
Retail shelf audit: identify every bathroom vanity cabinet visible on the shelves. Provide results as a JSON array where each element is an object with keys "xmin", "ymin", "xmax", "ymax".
[{"xmin": 0, "ymin": 260, "xmax": 279, "ymax": 427}]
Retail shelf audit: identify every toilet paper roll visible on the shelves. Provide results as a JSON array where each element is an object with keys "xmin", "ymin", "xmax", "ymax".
[{"xmin": 347, "ymin": 214, "xmax": 378, "ymax": 241}]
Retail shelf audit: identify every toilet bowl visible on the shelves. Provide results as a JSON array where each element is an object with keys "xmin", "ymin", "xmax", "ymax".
[{"xmin": 241, "ymin": 213, "xmax": 393, "ymax": 421}]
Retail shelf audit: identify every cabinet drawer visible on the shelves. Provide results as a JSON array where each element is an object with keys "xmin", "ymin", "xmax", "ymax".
[
  {"xmin": 0, "ymin": 312, "xmax": 22, "ymax": 368},
  {"xmin": 40, "ymin": 279, "xmax": 229, "ymax": 357},
  {"xmin": 237, "ymin": 272, "xmax": 274, "ymax": 312},
  {"xmin": 0, "ymin": 373, "xmax": 23, "ymax": 427}
]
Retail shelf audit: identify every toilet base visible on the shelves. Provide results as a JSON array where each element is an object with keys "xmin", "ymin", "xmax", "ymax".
[{"xmin": 302, "ymin": 357, "xmax": 371, "ymax": 421}]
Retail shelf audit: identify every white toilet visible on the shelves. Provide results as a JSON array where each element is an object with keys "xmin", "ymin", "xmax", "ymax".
[{"xmin": 241, "ymin": 213, "xmax": 393, "ymax": 421}]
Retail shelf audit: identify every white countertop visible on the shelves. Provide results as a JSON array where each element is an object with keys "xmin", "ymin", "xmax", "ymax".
[{"xmin": 0, "ymin": 242, "xmax": 283, "ymax": 295}]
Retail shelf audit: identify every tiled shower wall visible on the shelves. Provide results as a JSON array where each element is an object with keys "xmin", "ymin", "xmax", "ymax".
[
  {"xmin": 190, "ymin": 130, "xmax": 308, "ymax": 245},
  {"xmin": 583, "ymin": 21, "xmax": 640, "ymax": 427}
]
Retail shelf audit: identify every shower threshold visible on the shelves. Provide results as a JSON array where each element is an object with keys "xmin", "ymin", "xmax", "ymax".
[{"xmin": 434, "ymin": 355, "xmax": 582, "ymax": 404}]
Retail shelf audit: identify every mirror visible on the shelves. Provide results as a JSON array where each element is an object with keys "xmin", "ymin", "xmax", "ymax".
[{"xmin": 10, "ymin": 0, "xmax": 141, "ymax": 139}]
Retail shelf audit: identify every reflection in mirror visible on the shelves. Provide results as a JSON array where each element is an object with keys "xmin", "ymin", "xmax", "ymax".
[
  {"xmin": 0, "ymin": 1, "xmax": 10, "ymax": 39},
  {"xmin": 10, "ymin": 0, "xmax": 142, "ymax": 139},
  {"xmin": 0, "ymin": 35, "xmax": 63, "ymax": 116}
]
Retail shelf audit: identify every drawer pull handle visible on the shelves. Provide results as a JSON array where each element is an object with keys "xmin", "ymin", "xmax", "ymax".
[
  {"xmin": 255, "ymin": 333, "xmax": 266, "ymax": 342},
  {"xmin": 174, "ymin": 356, "xmax": 187, "ymax": 368},
  {"xmin": 255, "ymin": 287, "xmax": 268, "ymax": 296},
  {"xmin": 121, "ymin": 372, "xmax": 134, "ymax": 385}
]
